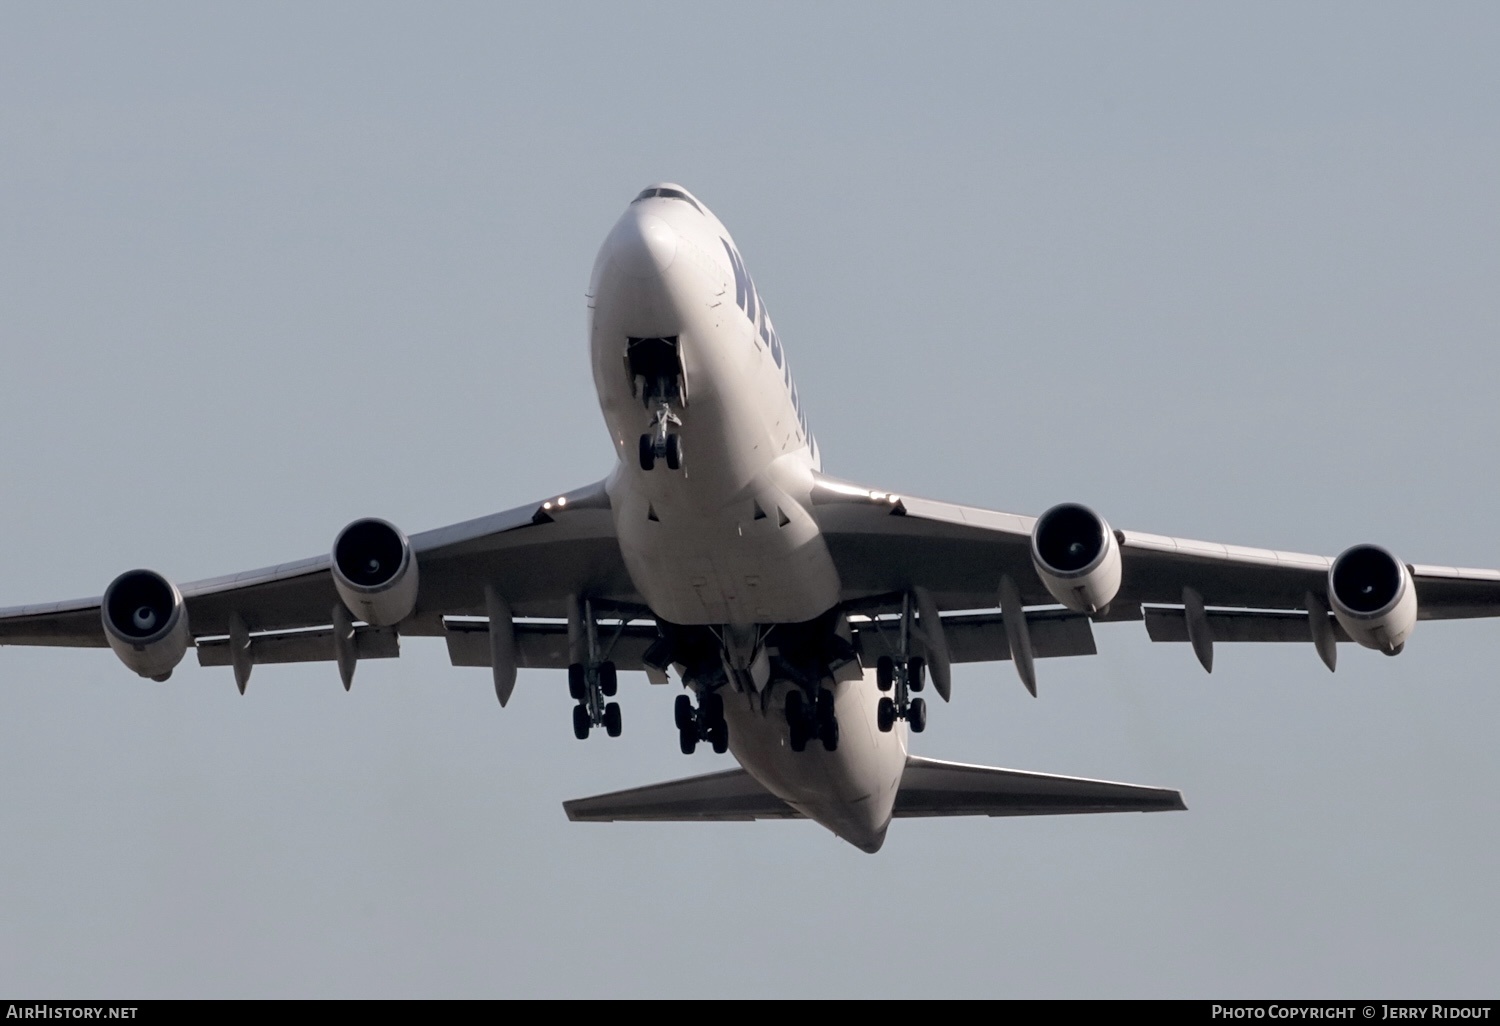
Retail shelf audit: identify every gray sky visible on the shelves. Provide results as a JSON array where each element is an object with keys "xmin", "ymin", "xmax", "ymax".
[{"xmin": 1, "ymin": 2, "xmax": 1497, "ymax": 998}]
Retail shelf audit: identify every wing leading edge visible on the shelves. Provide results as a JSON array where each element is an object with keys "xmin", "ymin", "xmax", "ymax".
[
  {"xmin": 809, "ymin": 472, "xmax": 1500, "ymax": 675},
  {"xmin": 0, "ymin": 477, "xmax": 642, "ymax": 657}
]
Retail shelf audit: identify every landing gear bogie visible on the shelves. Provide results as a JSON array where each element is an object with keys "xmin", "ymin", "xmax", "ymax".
[{"xmin": 676, "ymin": 687, "xmax": 730, "ymax": 755}]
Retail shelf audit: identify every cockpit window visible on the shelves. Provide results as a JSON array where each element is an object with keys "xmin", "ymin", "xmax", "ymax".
[{"xmin": 631, "ymin": 188, "xmax": 703, "ymax": 214}]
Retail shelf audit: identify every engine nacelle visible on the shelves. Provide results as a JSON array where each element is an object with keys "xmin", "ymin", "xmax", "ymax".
[
  {"xmin": 331, "ymin": 518, "xmax": 419, "ymax": 627},
  {"xmin": 102, "ymin": 569, "xmax": 190, "ymax": 680},
  {"xmin": 1030, "ymin": 503, "xmax": 1122, "ymax": 614},
  {"xmin": 1328, "ymin": 544, "xmax": 1416, "ymax": 655}
]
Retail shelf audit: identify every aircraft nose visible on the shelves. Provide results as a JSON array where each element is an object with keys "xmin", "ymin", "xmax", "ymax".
[{"xmin": 610, "ymin": 211, "xmax": 679, "ymax": 280}]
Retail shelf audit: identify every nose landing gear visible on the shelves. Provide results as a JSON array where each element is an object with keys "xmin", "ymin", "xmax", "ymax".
[{"xmin": 639, "ymin": 400, "xmax": 683, "ymax": 472}]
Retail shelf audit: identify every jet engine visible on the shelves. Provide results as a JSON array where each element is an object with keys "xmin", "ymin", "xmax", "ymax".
[
  {"xmin": 1328, "ymin": 544, "xmax": 1416, "ymax": 654},
  {"xmin": 331, "ymin": 518, "xmax": 419, "ymax": 626},
  {"xmin": 102, "ymin": 569, "xmax": 190, "ymax": 680},
  {"xmin": 1030, "ymin": 503, "xmax": 1122, "ymax": 614}
]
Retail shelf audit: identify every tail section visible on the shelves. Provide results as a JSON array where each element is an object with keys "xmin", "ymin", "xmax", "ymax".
[{"xmin": 563, "ymin": 757, "xmax": 1184, "ymax": 834}]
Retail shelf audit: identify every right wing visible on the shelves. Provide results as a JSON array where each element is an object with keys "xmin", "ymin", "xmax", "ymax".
[{"xmin": 0, "ymin": 476, "xmax": 644, "ymax": 655}]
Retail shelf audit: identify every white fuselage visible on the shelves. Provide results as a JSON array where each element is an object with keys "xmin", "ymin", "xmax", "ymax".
[{"xmin": 587, "ymin": 186, "xmax": 906, "ymax": 851}]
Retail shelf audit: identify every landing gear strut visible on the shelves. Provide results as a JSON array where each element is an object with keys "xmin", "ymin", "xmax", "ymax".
[
  {"xmin": 568, "ymin": 597, "xmax": 622, "ymax": 740},
  {"xmin": 639, "ymin": 399, "xmax": 683, "ymax": 472},
  {"xmin": 675, "ymin": 690, "xmax": 729, "ymax": 755},
  {"xmin": 785, "ymin": 687, "xmax": 839, "ymax": 752},
  {"xmin": 875, "ymin": 593, "xmax": 928, "ymax": 734},
  {"xmin": 628, "ymin": 336, "xmax": 686, "ymax": 473}
]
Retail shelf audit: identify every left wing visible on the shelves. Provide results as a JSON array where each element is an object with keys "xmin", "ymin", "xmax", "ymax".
[{"xmin": 810, "ymin": 472, "xmax": 1500, "ymax": 675}]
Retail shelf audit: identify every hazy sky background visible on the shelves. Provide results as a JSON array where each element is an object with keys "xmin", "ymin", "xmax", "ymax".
[{"xmin": 1, "ymin": 2, "xmax": 1497, "ymax": 998}]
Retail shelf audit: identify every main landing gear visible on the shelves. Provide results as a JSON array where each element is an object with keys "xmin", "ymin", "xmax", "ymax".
[
  {"xmin": 876, "ymin": 655, "xmax": 926, "ymax": 734},
  {"xmin": 875, "ymin": 592, "xmax": 927, "ymax": 734},
  {"xmin": 570, "ymin": 660, "xmax": 621, "ymax": 739},
  {"xmin": 785, "ymin": 687, "xmax": 839, "ymax": 753},
  {"xmin": 568, "ymin": 597, "xmax": 624, "ymax": 740},
  {"xmin": 675, "ymin": 690, "xmax": 729, "ymax": 755}
]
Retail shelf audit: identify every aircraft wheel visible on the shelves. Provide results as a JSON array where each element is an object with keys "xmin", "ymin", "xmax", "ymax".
[
  {"xmin": 909, "ymin": 696, "xmax": 927, "ymax": 733},
  {"xmin": 815, "ymin": 688, "xmax": 835, "ymax": 731},
  {"xmin": 679, "ymin": 726, "xmax": 698, "ymax": 755},
  {"xmin": 603, "ymin": 701, "xmax": 622, "ymax": 738},
  {"xmin": 876, "ymin": 656, "xmax": 894, "ymax": 691},
  {"xmin": 877, "ymin": 696, "xmax": 896, "ymax": 733},
  {"xmin": 567, "ymin": 663, "xmax": 586, "ymax": 701},
  {"xmin": 820, "ymin": 715, "xmax": 839, "ymax": 752},
  {"xmin": 674, "ymin": 694, "xmax": 694, "ymax": 732},
  {"xmin": 639, "ymin": 434, "xmax": 655, "ymax": 471},
  {"xmin": 665, "ymin": 433, "xmax": 682, "ymax": 471},
  {"xmin": 572, "ymin": 703, "xmax": 591, "ymax": 740},
  {"xmin": 599, "ymin": 661, "xmax": 617, "ymax": 697},
  {"xmin": 907, "ymin": 656, "xmax": 926, "ymax": 693},
  {"xmin": 710, "ymin": 722, "xmax": 729, "ymax": 755},
  {"xmin": 786, "ymin": 691, "xmax": 807, "ymax": 752},
  {"xmin": 701, "ymin": 689, "xmax": 724, "ymax": 728}
]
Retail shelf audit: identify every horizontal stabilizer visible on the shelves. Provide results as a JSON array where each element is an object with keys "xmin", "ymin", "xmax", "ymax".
[
  {"xmin": 894, "ymin": 755, "xmax": 1186, "ymax": 817},
  {"xmin": 563, "ymin": 767, "xmax": 798, "ymax": 822},
  {"xmin": 563, "ymin": 758, "xmax": 1184, "ymax": 824}
]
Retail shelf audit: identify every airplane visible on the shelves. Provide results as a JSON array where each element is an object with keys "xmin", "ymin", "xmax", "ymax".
[{"xmin": 3, "ymin": 182, "xmax": 1498, "ymax": 854}]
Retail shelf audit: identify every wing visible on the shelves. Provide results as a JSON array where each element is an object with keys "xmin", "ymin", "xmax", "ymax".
[
  {"xmin": 810, "ymin": 472, "xmax": 1500, "ymax": 675},
  {"xmin": 0, "ymin": 476, "xmax": 642, "ymax": 663}
]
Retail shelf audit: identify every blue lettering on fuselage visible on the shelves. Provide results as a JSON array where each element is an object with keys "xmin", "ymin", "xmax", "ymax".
[{"xmin": 721, "ymin": 237, "xmax": 814, "ymax": 455}]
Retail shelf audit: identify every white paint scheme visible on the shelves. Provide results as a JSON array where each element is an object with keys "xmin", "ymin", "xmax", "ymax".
[
  {"xmin": 588, "ymin": 185, "xmax": 901, "ymax": 850},
  {"xmin": 1030, "ymin": 504, "xmax": 1123, "ymax": 615},
  {"xmin": 590, "ymin": 187, "xmax": 838, "ymax": 628},
  {"xmin": 1329, "ymin": 545, "xmax": 1418, "ymax": 654}
]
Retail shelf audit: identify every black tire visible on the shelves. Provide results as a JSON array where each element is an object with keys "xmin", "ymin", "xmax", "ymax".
[
  {"xmin": 786, "ymin": 691, "xmax": 807, "ymax": 752},
  {"xmin": 789, "ymin": 723, "xmax": 807, "ymax": 752},
  {"xmin": 816, "ymin": 689, "xmax": 835, "ymax": 730},
  {"xmin": 567, "ymin": 663, "xmax": 586, "ymax": 701},
  {"xmin": 877, "ymin": 696, "xmax": 896, "ymax": 733},
  {"xmin": 907, "ymin": 656, "xmax": 926, "ymax": 693},
  {"xmin": 701, "ymin": 689, "xmax": 725, "ymax": 728},
  {"xmin": 710, "ymin": 723, "xmax": 729, "ymax": 754},
  {"xmin": 572, "ymin": 703, "xmax": 591, "ymax": 740},
  {"xmin": 599, "ymin": 661, "xmax": 617, "ymax": 697},
  {"xmin": 603, "ymin": 702, "xmax": 622, "ymax": 738},
  {"xmin": 820, "ymin": 715, "xmax": 840, "ymax": 752},
  {"xmin": 639, "ymin": 434, "xmax": 655, "ymax": 471},
  {"xmin": 876, "ymin": 656, "xmax": 894, "ymax": 691},
  {"xmin": 909, "ymin": 696, "xmax": 927, "ymax": 733},
  {"xmin": 679, "ymin": 727, "xmax": 697, "ymax": 755},
  {"xmin": 674, "ymin": 694, "xmax": 694, "ymax": 732},
  {"xmin": 665, "ymin": 433, "xmax": 682, "ymax": 471}
]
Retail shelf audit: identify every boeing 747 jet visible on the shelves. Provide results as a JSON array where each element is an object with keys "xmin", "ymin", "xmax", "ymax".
[{"xmin": 4, "ymin": 184, "xmax": 1497, "ymax": 852}]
